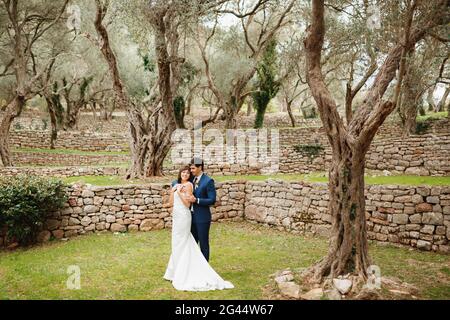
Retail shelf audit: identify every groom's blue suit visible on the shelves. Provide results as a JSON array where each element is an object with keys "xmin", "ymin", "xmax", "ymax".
[{"xmin": 172, "ymin": 174, "xmax": 216, "ymax": 261}]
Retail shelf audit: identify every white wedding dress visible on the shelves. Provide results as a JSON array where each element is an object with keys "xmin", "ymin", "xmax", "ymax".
[{"xmin": 163, "ymin": 191, "xmax": 234, "ymax": 291}]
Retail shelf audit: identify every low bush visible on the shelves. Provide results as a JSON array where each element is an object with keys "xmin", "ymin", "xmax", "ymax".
[{"xmin": 0, "ymin": 175, "xmax": 67, "ymax": 246}]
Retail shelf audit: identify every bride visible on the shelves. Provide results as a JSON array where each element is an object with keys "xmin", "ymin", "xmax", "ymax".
[{"xmin": 163, "ymin": 165, "xmax": 234, "ymax": 291}]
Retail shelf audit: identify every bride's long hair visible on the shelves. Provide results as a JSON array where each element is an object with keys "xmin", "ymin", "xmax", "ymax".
[{"xmin": 177, "ymin": 165, "xmax": 192, "ymax": 184}]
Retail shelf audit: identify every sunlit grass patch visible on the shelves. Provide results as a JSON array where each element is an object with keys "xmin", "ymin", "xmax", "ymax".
[
  {"xmin": 61, "ymin": 173, "xmax": 450, "ymax": 187},
  {"xmin": 0, "ymin": 222, "xmax": 448, "ymax": 300}
]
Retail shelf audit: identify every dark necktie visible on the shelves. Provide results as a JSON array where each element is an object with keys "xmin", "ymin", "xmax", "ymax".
[
  {"xmin": 190, "ymin": 177, "xmax": 197, "ymax": 213},
  {"xmin": 193, "ymin": 177, "xmax": 198, "ymax": 190}
]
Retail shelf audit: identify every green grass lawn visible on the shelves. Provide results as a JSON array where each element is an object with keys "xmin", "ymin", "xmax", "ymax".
[
  {"xmin": 62, "ymin": 173, "xmax": 450, "ymax": 187},
  {"xmin": 417, "ymin": 111, "xmax": 448, "ymax": 122},
  {"xmin": 0, "ymin": 222, "xmax": 448, "ymax": 300}
]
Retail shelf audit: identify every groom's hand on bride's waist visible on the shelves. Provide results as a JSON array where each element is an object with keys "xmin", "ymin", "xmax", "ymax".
[{"xmin": 187, "ymin": 195, "xmax": 196, "ymax": 203}]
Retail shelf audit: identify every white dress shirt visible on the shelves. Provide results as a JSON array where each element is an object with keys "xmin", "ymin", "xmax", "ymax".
[{"xmin": 193, "ymin": 173, "xmax": 203, "ymax": 204}]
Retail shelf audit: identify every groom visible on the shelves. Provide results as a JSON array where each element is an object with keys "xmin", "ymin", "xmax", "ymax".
[{"xmin": 187, "ymin": 157, "xmax": 216, "ymax": 262}]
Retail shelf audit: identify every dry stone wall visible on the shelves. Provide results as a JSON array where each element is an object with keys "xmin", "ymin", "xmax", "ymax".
[
  {"xmin": 2, "ymin": 180, "xmax": 448, "ymax": 254},
  {"xmin": 11, "ymin": 152, "xmax": 129, "ymax": 166},
  {"xmin": 4, "ymin": 113, "xmax": 450, "ymax": 176},
  {"xmin": 244, "ymin": 180, "xmax": 450, "ymax": 254},
  {"xmin": 280, "ymin": 133, "xmax": 450, "ymax": 176},
  {"xmin": 0, "ymin": 166, "xmax": 127, "ymax": 178},
  {"xmin": 9, "ymin": 130, "xmax": 127, "ymax": 152}
]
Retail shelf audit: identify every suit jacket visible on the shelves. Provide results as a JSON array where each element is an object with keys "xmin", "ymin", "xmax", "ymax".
[{"xmin": 171, "ymin": 174, "xmax": 216, "ymax": 223}]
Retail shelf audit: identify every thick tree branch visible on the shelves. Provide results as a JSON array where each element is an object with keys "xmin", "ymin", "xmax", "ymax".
[
  {"xmin": 304, "ymin": 0, "xmax": 346, "ymax": 150},
  {"xmin": 215, "ymin": 0, "xmax": 269, "ymax": 18},
  {"xmin": 351, "ymin": 0, "xmax": 449, "ymax": 145}
]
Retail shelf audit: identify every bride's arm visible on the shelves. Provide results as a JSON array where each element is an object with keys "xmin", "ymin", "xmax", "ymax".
[
  {"xmin": 166, "ymin": 184, "xmax": 176, "ymax": 208},
  {"xmin": 177, "ymin": 183, "xmax": 193, "ymax": 209}
]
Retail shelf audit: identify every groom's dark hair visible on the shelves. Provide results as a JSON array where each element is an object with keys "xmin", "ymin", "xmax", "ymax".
[{"xmin": 190, "ymin": 157, "xmax": 204, "ymax": 171}]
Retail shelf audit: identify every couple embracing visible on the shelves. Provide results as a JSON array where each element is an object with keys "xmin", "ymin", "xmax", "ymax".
[{"xmin": 163, "ymin": 157, "xmax": 234, "ymax": 291}]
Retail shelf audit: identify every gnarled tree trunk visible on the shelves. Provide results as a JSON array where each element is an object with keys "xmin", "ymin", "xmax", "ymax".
[
  {"xmin": 45, "ymin": 97, "xmax": 58, "ymax": 149},
  {"xmin": 303, "ymin": 0, "xmax": 448, "ymax": 287},
  {"xmin": 94, "ymin": 1, "xmax": 148, "ymax": 178},
  {"xmin": 246, "ymin": 103, "xmax": 253, "ymax": 116},
  {"xmin": 125, "ymin": 106, "xmax": 149, "ymax": 178},
  {"xmin": 400, "ymin": 53, "xmax": 418, "ymax": 135},
  {"xmin": 64, "ymin": 101, "xmax": 82, "ymax": 130},
  {"xmin": 223, "ymin": 100, "xmax": 238, "ymax": 129},
  {"xmin": 143, "ymin": 9, "xmax": 177, "ymax": 176},
  {"xmin": 286, "ymin": 100, "xmax": 296, "ymax": 127},
  {"xmin": 437, "ymin": 87, "xmax": 450, "ymax": 112},
  {"xmin": 426, "ymin": 86, "xmax": 436, "ymax": 111},
  {"xmin": 0, "ymin": 97, "xmax": 25, "ymax": 166},
  {"xmin": 94, "ymin": 0, "xmax": 177, "ymax": 178},
  {"xmin": 0, "ymin": 0, "xmax": 68, "ymax": 166},
  {"xmin": 448, "ymin": 98, "xmax": 450, "ymax": 119},
  {"xmin": 309, "ymin": 147, "xmax": 370, "ymax": 282}
]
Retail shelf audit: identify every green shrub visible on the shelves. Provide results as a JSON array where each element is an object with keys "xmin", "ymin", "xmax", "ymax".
[
  {"xmin": 173, "ymin": 95, "xmax": 186, "ymax": 129},
  {"xmin": 0, "ymin": 175, "xmax": 67, "ymax": 246},
  {"xmin": 415, "ymin": 121, "xmax": 430, "ymax": 135},
  {"xmin": 41, "ymin": 118, "xmax": 48, "ymax": 130},
  {"xmin": 13, "ymin": 122, "xmax": 23, "ymax": 131},
  {"xmin": 293, "ymin": 144, "xmax": 325, "ymax": 163}
]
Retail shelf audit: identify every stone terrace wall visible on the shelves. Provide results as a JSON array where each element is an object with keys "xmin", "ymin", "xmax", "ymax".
[
  {"xmin": 9, "ymin": 120, "xmax": 448, "ymax": 153},
  {"xmin": 280, "ymin": 133, "xmax": 450, "ymax": 176},
  {"xmin": 0, "ymin": 166, "xmax": 127, "ymax": 178},
  {"xmin": 165, "ymin": 125, "xmax": 450, "ymax": 176},
  {"xmin": 278, "ymin": 119, "xmax": 450, "ymax": 145},
  {"xmin": 76, "ymin": 113, "xmax": 321, "ymax": 132},
  {"xmin": 2, "ymin": 131, "xmax": 449, "ymax": 176},
  {"xmin": 3, "ymin": 111, "xmax": 322, "ymax": 133},
  {"xmin": 1, "ymin": 180, "xmax": 448, "ymax": 254},
  {"xmin": 0, "ymin": 164, "xmax": 260, "ymax": 178},
  {"xmin": 4, "ymin": 109, "xmax": 448, "ymax": 135},
  {"xmin": 0, "ymin": 181, "xmax": 245, "ymax": 245},
  {"xmin": 244, "ymin": 180, "xmax": 450, "ymax": 254},
  {"xmin": 11, "ymin": 152, "xmax": 129, "ymax": 166},
  {"xmin": 9, "ymin": 130, "xmax": 128, "ymax": 152},
  {"xmin": 366, "ymin": 134, "xmax": 450, "ymax": 175},
  {"xmin": 10, "ymin": 114, "xmax": 447, "ymax": 153},
  {"xmin": 373, "ymin": 118, "xmax": 449, "ymax": 140},
  {"xmin": 184, "ymin": 113, "xmax": 323, "ymax": 129},
  {"xmin": 5, "ymin": 114, "xmax": 449, "ymax": 176}
]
